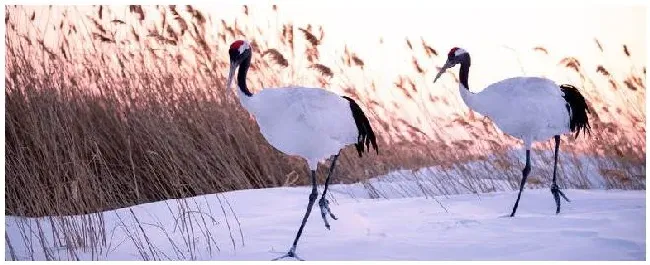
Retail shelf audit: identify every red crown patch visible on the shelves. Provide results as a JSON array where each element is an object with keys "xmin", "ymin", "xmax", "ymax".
[{"xmin": 230, "ymin": 40, "xmax": 245, "ymax": 51}]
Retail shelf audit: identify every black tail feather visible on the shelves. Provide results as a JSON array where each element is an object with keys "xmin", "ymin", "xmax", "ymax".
[
  {"xmin": 342, "ymin": 96, "xmax": 379, "ymax": 157},
  {"xmin": 560, "ymin": 84, "xmax": 591, "ymax": 138}
]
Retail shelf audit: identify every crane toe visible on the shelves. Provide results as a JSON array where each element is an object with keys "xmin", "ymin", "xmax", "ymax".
[
  {"xmin": 319, "ymin": 198, "xmax": 337, "ymax": 229},
  {"xmin": 271, "ymin": 245, "xmax": 305, "ymax": 261},
  {"xmin": 551, "ymin": 184, "xmax": 571, "ymax": 214}
]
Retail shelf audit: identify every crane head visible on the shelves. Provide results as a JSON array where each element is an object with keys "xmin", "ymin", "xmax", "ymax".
[
  {"xmin": 226, "ymin": 40, "xmax": 252, "ymax": 90},
  {"xmin": 434, "ymin": 47, "xmax": 468, "ymax": 83}
]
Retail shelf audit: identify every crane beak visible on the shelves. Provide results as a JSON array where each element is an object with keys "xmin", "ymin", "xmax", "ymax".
[
  {"xmin": 225, "ymin": 63, "xmax": 236, "ymax": 90},
  {"xmin": 433, "ymin": 61, "xmax": 453, "ymax": 83}
]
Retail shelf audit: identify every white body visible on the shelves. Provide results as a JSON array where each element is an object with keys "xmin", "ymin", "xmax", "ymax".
[
  {"xmin": 237, "ymin": 86, "xmax": 358, "ymax": 170},
  {"xmin": 459, "ymin": 77, "xmax": 571, "ymax": 148}
]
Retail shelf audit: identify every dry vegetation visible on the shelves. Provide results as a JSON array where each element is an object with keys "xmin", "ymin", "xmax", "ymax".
[{"xmin": 4, "ymin": 5, "xmax": 646, "ymax": 260}]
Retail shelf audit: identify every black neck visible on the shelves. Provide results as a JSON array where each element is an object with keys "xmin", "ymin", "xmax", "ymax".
[
  {"xmin": 237, "ymin": 55, "xmax": 253, "ymax": 97},
  {"xmin": 458, "ymin": 53, "xmax": 471, "ymax": 90}
]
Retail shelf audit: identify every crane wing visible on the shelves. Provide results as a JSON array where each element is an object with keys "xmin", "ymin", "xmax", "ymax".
[{"xmin": 250, "ymin": 87, "xmax": 358, "ymax": 146}]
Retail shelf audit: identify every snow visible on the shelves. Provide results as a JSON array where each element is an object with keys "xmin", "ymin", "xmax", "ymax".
[{"xmin": 5, "ymin": 180, "xmax": 645, "ymax": 261}]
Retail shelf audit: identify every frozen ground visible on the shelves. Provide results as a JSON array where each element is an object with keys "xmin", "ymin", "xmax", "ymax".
[{"xmin": 5, "ymin": 184, "xmax": 645, "ymax": 261}]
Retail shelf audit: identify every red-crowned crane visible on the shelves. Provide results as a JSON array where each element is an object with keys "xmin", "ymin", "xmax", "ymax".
[
  {"xmin": 225, "ymin": 40, "xmax": 378, "ymax": 260},
  {"xmin": 433, "ymin": 47, "xmax": 591, "ymax": 217}
]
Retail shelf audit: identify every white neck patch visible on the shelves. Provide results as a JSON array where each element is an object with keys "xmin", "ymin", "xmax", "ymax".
[
  {"xmin": 238, "ymin": 41, "xmax": 250, "ymax": 54},
  {"xmin": 454, "ymin": 48, "xmax": 467, "ymax": 56}
]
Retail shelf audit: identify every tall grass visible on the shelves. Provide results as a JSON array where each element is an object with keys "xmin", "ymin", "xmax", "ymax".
[{"xmin": 5, "ymin": 5, "xmax": 645, "ymax": 260}]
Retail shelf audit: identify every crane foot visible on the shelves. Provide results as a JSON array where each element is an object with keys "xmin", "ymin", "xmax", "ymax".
[
  {"xmin": 271, "ymin": 245, "xmax": 305, "ymax": 261},
  {"xmin": 319, "ymin": 198, "xmax": 338, "ymax": 230},
  {"xmin": 551, "ymin": 183, "xmax": 571, "ymax": 214}
]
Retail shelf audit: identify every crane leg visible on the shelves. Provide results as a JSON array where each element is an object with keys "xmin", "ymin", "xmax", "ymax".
[
  {"xmin": 272, "ymin": 170, "xmax": 318, "ymax": 261},
  {"xmin": 319, "ymin": 153, "xmax": 340, "ymax": 230},
  {"xmin": 510, "ymin": 149, "xmax": 531, "ymax": 217},
  {"xmin": 551, "ymin": 135, "xmax": 571, "ymax": 214}
]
